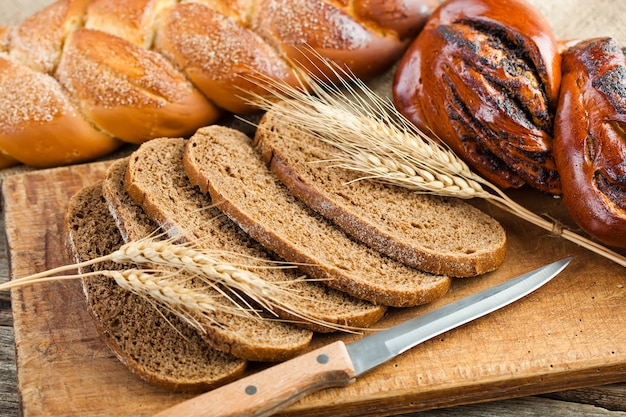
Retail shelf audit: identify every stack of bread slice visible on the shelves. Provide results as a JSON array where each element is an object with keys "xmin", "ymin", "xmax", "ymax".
[
  {"xmin": 65, "ymin": 106, "xmax": 507, "ymax": 391},
  {"xmin": 65, "ymin": 181, "xmax": 247, "ymax": 393}
]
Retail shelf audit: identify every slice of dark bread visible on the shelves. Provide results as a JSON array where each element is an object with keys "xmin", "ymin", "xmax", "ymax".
[
  {"xmin": 102, "ymin": 158, "xmax": 158, "ymax": 243},
  {"xmin": 184, "ymin": 125, "xmax": 452, "ymax": 308},
  {"xmin": 254, "ymin": 108, "xmax": 507, "ymax": 277},
  {"xmin": 122, "ymin": 139, "xmax": 386, "ymax": 334},
  {"xmin": 64, "ymin": 181, "xmax": 246, "ymax": 393},
  {"xmin": 103, "ymin": 157, "xmax": 315, "ymax": 362}
]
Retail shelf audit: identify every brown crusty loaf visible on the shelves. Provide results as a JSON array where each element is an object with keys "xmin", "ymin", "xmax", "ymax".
[
  {"xmin": 0, "ymin": 0, "xmax": 435, "ymax": 168},
  {"xmin": 64, "ymin": 181, "xmax": 247, "ymax": 392},
  {"xmin": 123, "ymin": 138, "xmax": 386, "ymax": 333},
  {"xmin": 184, "ymin": 125, "xmax": 452, "ymax": 308},
  {"xmin": 103, "ymin": 157, "xmax": 316, "ymax": 363},
  {"xmin": 254, "ymin": 108, "xmax": 507, "ymax": 277}
]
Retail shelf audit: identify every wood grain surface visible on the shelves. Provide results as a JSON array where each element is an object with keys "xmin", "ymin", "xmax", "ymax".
[{"xmin": 2, "ymin": 156, "xmax": 625, "ymax": 417}]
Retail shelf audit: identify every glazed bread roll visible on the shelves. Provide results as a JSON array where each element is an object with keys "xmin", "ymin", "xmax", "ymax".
[
  {"xmin": 554, "ymin": 38, "xmax": 626, "ymax": 248},
  {"xmin": 392, "ymin": 0, "xmax": 625, "ymax": 248},
  {"xmin": 393, "ymin": 0, "xmax": 562, "ymax": 195},
  {"xmin": 0, "ymin": 0, "xmax": 435, "ymax": 168}
]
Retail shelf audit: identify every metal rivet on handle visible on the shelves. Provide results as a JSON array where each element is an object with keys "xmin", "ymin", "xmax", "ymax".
[
  {"xmin": 245, "ymin": 385, "xmax": 258, "ymax": 396},
  {"xmin": 317, "ymin": 354, "xmax": 329, "ymax": 364}
]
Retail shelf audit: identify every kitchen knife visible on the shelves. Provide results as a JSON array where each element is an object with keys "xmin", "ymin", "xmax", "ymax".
[{"xmin": 153, "ymin": 257, "xmax": 572, "ymax": 417}]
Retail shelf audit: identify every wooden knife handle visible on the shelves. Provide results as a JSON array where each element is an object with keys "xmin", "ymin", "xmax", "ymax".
[{"xmin": 153, "ymin": 341, "xmax": 357, "ymax": 417}]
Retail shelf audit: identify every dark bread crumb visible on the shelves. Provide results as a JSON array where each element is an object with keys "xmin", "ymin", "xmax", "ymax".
[
  {"xmin": 122, "ymin": 139, "xmax": 385, "ymax": 338},
  {"xmin": 184, "ymin": 125, "xmax": 452, "ymax": 308},
  {"xmin": 254, "ymin": 109, "xmax": 507, "ymax": 277},
  {"xmin": 64, "ymin": 182, "xmax": 246, "ymax": 393}
]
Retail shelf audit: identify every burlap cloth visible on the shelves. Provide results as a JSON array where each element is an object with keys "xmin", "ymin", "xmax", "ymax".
[{"xmin": 0, "ymin": 0, "xmax": 624, "ymax": 181}]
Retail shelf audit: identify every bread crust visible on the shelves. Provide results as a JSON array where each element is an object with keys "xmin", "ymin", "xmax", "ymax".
[
  {"xmin": 184, "ymin": 125, "xmax": 452, "ymax": 308},
  {"xmin": 0, "ymin": 54, "xmax": 123, "ymax": 168},
  {"xmin": 56, "ymin": 28, "xmax": 221, "ymax": 143},
  {"xmin": 155, "ymin": 2, "xmax": 300, "ymax": 114},
  {"xmin": 0, "ymin": 149, "xmax": 18, "ymax": 170},
  {"xmin": 84, "ymin": 0, "xmax": 177, "ymax": 48},
  {"xmin": 249, "ymin": 0, "xmax": 419, "ymax": 82},
  {"xmin": 254, "ymin": 109, "xmax": 507, "ymax": 277},
  {"xmin": 352, "ymin": 0, "xmax": 437, "ymax": 40},
  {"xmin": 9, "ymin": 0, "xmax": 90, "ymax": 74},
  {"xmin": 64, "ymin": 182, "xmax": 247, "ymax": 393},
  {"xmin": 393, "ymin": 0, "xmax": 561, "ymax": 194}
]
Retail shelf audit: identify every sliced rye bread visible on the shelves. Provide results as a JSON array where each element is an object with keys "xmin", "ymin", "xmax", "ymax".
[
  {"xmin": 183, "ymin": 125, "xmax": 452, "ymax": 308},
  {"xmin": 122, "ymin": 139, "xmax": 386, "ymax": 334},
  {"xmin": 253, "ymin": 109, "xmax": 507, "ymax": 277},
  {"xmin": 104, "ymin": 157, "xmax": 313, "ymax": 362},
  {"xmin": 102, "ymin": 158, "xmax": 158, "ymax": 243},
  {"xmin": 64, "ymin": 181, "xmax": 247, "ymax": 392}
]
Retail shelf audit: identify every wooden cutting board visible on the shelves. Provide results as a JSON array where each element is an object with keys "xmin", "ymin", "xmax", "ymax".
[{"xmin": 2, "ymin": 159, "xmax": 626, "ymax": 417}]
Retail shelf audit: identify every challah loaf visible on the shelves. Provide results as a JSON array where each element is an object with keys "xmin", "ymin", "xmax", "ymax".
[{"xmin": 0, "ymin": 0, "xmax": 435, "ymax": 168}]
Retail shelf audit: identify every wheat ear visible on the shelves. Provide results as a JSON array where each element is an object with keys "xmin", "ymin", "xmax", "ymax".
[
  {"xmin": 0, "ymin": 237, "xmax": 365, "ymax": 332},
  {"xmin": 243, "ymin": 63, "xmax": 626, "ymax": 268},
  {"xmin": 102, "ymin": 268, "xmax": 259, "ymax": 327}
]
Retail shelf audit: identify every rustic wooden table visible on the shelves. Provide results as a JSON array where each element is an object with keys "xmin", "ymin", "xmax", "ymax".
[{"xmin": 1, "ymin": 0, "xmax": 626, "ymax": 416}]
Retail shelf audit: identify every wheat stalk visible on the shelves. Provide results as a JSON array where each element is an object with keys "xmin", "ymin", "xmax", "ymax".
[
  {"xmin": 0, "ymin": 263, "xmax": 262, "ymax": 332},
  {"xmin": 243, "ymin": 62, "xmax": 626, "ymax": 268},
  {"xmin": 111, "ymin": 239, "xmax": 289, "ymax": 313},
  {"xmin": 0, "ymin": 237, "xmax": 363, "ymax": 332},
  {"xmin": 103, "ymin": 268, "xmax": 257, "ymax": 329}
]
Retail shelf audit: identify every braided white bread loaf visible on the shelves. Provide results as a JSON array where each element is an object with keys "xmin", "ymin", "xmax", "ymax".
[{"xmin": 0, "ymin": 0, "xmax": 434, "ymax": 168}]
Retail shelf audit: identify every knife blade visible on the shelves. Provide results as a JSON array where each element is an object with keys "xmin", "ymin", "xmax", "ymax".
[{"xmin": 153, "ymin": 257, "xmax": 572, "ymax": 417}]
